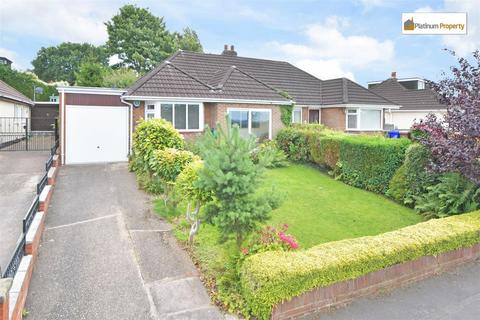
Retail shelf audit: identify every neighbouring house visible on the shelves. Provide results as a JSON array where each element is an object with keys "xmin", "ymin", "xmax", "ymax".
[
  {"xmin": 0, "ymin": 56, "xmax": 13, "ymax": 68},
  {"xmin": 56, "ymin": 45, "xmax": 400, "ymax": 165},
  {"xmin": 368, "ymin": 72, "xmax": 446, "ymax": 131},
  {"xmin": 0, "ymin": 79, "xmax": 33, "ymax": 146}
]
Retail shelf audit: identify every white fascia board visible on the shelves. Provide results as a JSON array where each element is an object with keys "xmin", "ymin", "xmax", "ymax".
[
  {"xmin": 33, "ymin": 101, "xmax": 59, "ymax": 105},
  {"xmin": 392, "ymin": 109, "xmax": 446, "ymax": 113},
  {"xmin": 123, "ymin": 96, "xmax": 292, "ymax": 105},
  {"xmin": 56, "ymin": 86, "xmax": 126, "ymax": 95},
  {"xmin": 321, "ymin": 104, "xmax": 401, "ymax": 110},
  {"xmin": 0, "ymin": 95, "xmax": 33, "ymax": 106}
]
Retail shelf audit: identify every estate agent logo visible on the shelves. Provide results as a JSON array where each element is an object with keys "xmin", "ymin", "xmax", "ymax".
[{"xmin": 402, "ymin": 13, "xmax": 467, "ymax": 35}]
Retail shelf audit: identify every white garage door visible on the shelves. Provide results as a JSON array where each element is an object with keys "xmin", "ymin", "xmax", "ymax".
[{"xmin": 65, "ymin": 105, "xmax": 129, "ymax": 164}]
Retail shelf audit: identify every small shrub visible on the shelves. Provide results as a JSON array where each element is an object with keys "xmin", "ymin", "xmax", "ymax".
[
  {"xmin": 387, "ymin": 164, "xmax": 408, "ymax": 202},
  {"xmin": 275, "ymin": 127, "xmax": 310, "ymax": 161},
  {"xmin": 251, "ymin": 140, "xmax": 288, "ymax": 168},
  {"xmin": 132, "ymin": 118, "xmax": 185, "ymax": 172},
  {"xmin": 149, "ymin": 148, "xmax": 199, "ymax": 182},
  {"xmin": 415, "ymin": 173, "xmax": 480, "ymax": 218}
]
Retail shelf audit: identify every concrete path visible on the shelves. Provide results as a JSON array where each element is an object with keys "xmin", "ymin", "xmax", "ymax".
[
  {"xmin": 25, "ymin": 163, "xmax": 223, "ymax": 319},
  {"xmin": 303, "ymin": 258, "xmax": 480, "ymax": 320},
  {"xmin": 0, "ymin": 151, "xmax": 50, "ymax": 272}
]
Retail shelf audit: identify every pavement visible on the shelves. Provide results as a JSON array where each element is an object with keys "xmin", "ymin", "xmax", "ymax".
[
  {"xmin": 302, "ymin": 258, "xmax": 480, "ymax": 320},
  {"xmin": 0, "ymin": 151, "xmax": 50, "ymax": 273},
  {"xmin": 25, "ymin": 163, "xmax": 224, "ymax": 320}
]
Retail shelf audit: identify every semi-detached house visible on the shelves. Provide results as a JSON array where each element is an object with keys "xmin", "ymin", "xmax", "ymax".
[{"xmin": 57, "ymin": 45, "xmax": 399, "ymax": 165}]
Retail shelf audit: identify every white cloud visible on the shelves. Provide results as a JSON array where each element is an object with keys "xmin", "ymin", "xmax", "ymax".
[
  {"xmin": 269, "ymin": 16, "xmax": 394, "ymax": 80},
  {"xmin": 0, "ymin": 0, "xmax": 113, "ymax": 44},
  {"xmin": 414, "ymin": 6, "xmax": 434, "ymax": 13}
]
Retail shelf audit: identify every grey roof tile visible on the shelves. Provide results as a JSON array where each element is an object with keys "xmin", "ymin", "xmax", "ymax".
[
  {"xmin": 0, "ymin": 79, "xmax": 33, "ymax": 105},
  {"xmin": 370, "ymin": 78, "xmax": 446, "ymax": 110}
]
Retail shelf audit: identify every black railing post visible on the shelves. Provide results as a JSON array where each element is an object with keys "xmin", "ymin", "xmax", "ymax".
[{"xmin": 25, "ymin": 117, "xmax": 29, "ymax": 151}]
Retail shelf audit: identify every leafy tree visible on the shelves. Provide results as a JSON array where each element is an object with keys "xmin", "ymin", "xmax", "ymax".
[
  {"xmin": 196, "ymin": 120, "xmax": 273, "ymax": 248},
  {"xmin": 103, "ymin": 68, "xmax": 138, "ymax": 88},
  {"xmin": 105, "ymin": 5, "xmax": 174, "ymax": 72},
  {"xmin": 412, "ymin": 50, "xmax": 480, "ymax": 183},
  {"xmin": 32, "ymin": 42, "xmax": 108, "ymax": 84},
  {"xmin": 0, "ymin": 65, "xmax": 59, "ymax": 101},
  {"xmin": 75, "ymin": 63, "xmax": 106, "ymax": 87},
  {"xmin": 172, "ymin": 27, "xmax": 203, "ymax": 52}
]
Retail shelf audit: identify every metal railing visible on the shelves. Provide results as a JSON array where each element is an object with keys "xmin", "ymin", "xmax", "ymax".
[
  {"xmin": 0, "ymin": 117, "xmax": 58, "ymax": 151},
  {"xmin": 23, "ymin": 196, "xmax": 40, "ymax": 234},
  {"xmin": 1, "ymin": 234, "xmax": 25, "ymax": 278}
]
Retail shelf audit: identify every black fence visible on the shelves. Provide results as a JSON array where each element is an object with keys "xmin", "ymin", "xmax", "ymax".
[
  {"xmin": 0, "ymin": 117, "xmax": 58, "ymax": 151},
  {"xmin": 1, "ymin": 144, "xmax": 58, "ymax": 278}
]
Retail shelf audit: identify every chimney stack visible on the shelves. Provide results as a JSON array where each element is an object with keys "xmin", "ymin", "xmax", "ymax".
[
  {"xmin": 391, "ymin": 71, "xmax": 397, "ymax": 79},
  {"xmin": 222, "ymin": 44, "xmax": 237, "ymax": 56}
]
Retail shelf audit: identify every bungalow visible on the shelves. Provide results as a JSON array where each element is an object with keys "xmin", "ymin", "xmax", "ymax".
[
  {"xmin": 57, "ymin": 46, "xmax": 399, "ymax": 164},
  {"xmin": 368, "ymin": 72, "xmax": 446, "ymax": 131}
]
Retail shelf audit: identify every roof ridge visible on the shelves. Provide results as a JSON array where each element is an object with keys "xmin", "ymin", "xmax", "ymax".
[
  {"xmin": 127, "ymin": 50, "xmax": 184, "ymax": 94},
  {"xmin": 214, "ymin": 66, "xmax": 236, "ymax": 89},
  {"xmin": 345, "ymin": 78, "xmax": 399, "ymax": 105},
  {"xmin": 167, "ymin": 62, "xmax": 214, "ymax": 90}
]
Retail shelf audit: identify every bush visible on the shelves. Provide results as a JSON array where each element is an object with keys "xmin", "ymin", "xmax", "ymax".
[
  {"xmin": 338, "ymin": 136, "xmax": 411, "ymax": 194},
  {"xmin": 251, "ymin": 140, "xmax": 288, "ymax": 168},
  {"xmin": 241, "ymin": 210, "xmax": 480, "ymax": 319},
  {"xmin": 275, "ymin": 127, "xmax": 310, "ymax": 161},
  {"xmin": 148, "ymin": 148, "xmax": 199, "ymax": 182},
  {"xmin": 388, "ymin": 144, "xmax": 435, "ymax": 205},
  {"xmin": 308, "ymin": 133, "xmax": 342, "ymax": 170},
  {"xmin": 132, "ymin": 119, "xmax": 185, "ymax": 172},
  {"xmin": 415, "ymin": 173, "xmax": 480, "ymax": 218}
]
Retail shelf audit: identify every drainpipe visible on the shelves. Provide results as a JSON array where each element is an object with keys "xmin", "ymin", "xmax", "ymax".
[{"xmin": 121, "ymin": 97, "xmax": 134, "ymax": 155}]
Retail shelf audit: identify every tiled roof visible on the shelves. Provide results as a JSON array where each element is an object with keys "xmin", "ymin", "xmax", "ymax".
[
  {"xmin": 0, "ymin": 79, "xmax": 33, "ymax": 105},
  {"xmin": 128, "ymin": 50, "xmax": 397, "ymax": 106},
  {"xmin": 370, "ymin": 78, "xmax": 445, "ymax": 111}
]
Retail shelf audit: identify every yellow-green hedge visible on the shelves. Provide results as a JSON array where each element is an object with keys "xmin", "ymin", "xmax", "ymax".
[{"xmin": 241, "ymin": 211, "xmax": 480, "ymax": 319}]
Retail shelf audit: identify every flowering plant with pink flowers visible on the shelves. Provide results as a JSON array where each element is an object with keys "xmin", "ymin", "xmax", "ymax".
[{"xmin": 241, "ymin": 223, "xmax": 299, "ymax": 256}]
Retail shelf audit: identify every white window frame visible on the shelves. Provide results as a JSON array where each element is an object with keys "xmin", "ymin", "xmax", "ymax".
[
  {"xmin": 227, "ymin": 108, "xmax": 272, "ymax": 140},
  {"xmin": 346, "ymin": 108, "xmax": 383, "ymax": 131},
  {"xmin": 291, "ymin": 107, "xmax": 302, "ymax": 124},
  {"xmin": 145, "ymin": 101, "xmax": 204, "ymax": 132}
]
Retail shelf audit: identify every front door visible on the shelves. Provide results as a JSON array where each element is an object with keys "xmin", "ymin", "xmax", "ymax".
[{"xmin": 309, "ymin": 109, "xmax": 319, "ymax": 124}]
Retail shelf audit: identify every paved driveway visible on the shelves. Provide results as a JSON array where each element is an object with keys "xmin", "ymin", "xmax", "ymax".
[
  {"xmin": 0, "ymin": 151, "xmax": 49, "ymax": 272},
  {"xmin": 303, "ymin": 258, "xmax": 480, "ymax": 320},
  {"xmin": 26, "ymin": 163, "xmax": 223, "ymax": 319}
]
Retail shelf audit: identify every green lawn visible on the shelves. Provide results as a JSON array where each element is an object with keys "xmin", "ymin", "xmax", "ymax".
[{"xmin": 261, "ymin": 164, "xmax": 423, "ymax": 248}]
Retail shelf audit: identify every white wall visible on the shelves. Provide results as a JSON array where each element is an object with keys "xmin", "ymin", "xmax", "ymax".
[
  {"xmin": 385, "ymin": 110, "xmax": 445, "ymax": 131},
  {"xmin": 0, "ymin": 100, "xmax": 31, "ymax": 134}
]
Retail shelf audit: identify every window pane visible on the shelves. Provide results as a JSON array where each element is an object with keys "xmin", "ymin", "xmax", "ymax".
[
  {"xmin": 229, "ymin": 110, "xmax": 249, "ymax": 138},
  {"xmin": 174, "ymin": 104, "xmax": 186, "ymax": 129},
  {"xmin": 347, "ymin": 109, "xmax": 357, "ymax": 114},
  {"xmin": 146, "ymin": 113, "xmax": 155, "ymax": 119},
  {"xmin": 251, "ymin": 111, "xmax": 270, "ymax": 141},
  {"xmin": 360, "ymin": 109, "xmax": 381, "ymax": 130},
  {"xmin": 292, "ymin": 109, "xmax": 301, "ymax": 123},
  {"xmin": 347, "ymin": 114, "xmax": 357, "ymax": 129},
  {"xmin": 147, "ymin": 104, "xmax": 155, "ymax": 110},
  {"xmin": 188, "ymin": 104, "xmax": 199, "ymax": 130},
  {"xmin": 161, "ymin": 104, "xmax": 173, "ymax": 123}
]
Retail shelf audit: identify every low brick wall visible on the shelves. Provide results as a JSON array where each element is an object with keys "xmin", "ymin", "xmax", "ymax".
[{"xmin": 272, "ymin": 243, "xmax": 480, "ymax": 319}]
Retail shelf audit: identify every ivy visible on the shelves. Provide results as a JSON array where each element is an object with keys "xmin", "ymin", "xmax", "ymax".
[{"xmin": 280, "ymin": 104, "xmax": 293, "ymax": 126}]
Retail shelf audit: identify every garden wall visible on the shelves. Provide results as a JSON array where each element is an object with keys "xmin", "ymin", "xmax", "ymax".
[{"xmin": 241, "ymin": 211, "xmax": 480, "ymax": 319}]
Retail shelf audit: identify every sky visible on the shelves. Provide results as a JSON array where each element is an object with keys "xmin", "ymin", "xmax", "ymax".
[{"xmin": 0, "ymin": 0, "xmax": 478, "ymax": 87}]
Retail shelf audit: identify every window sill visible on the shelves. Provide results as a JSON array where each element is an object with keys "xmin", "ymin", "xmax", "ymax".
[
  {"xmin": 346, "ymin": 129, "xmax": 383, "ymax": 132},
  {"xmin": 176, "ymin": 129, "xmax": 204, "ymax": 133}
]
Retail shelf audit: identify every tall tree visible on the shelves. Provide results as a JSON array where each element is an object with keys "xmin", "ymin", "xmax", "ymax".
[
  {"xmin": 102, "ymin": 68, "xmax": 138, "ymax": 88},
  {"xmin": 0, "ymin": 65, "xmax": 58, "ymax": 101},
  {"xmin": 412, "ymin": 50, "xmax": 480, "ymax": 183},
  {"xmin": 32, "ymin": 42, "xmax": 108, "ymax": 84},
  {"xmin": 105, "ymin": 5, "xmax": 174, "ymax": 72},
  {"xmin": 172, "ymin": 27, "xmax": 203, "ymax": 52},
  {"xmin": 75, "ymin": 63, "xmax": 106, "ymax": 87}
]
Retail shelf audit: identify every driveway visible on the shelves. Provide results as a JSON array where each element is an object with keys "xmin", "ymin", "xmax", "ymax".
[
  {"xmin": 302, "ymin": 258, "xmax": 480, "ymax": 320},
  {"xmin": 25, "ymin": 163, "xmax": 223, "ymax": 319},
  {"xmin": 0, "ymin": 151, "xmax": 50, "ymax": 273}
]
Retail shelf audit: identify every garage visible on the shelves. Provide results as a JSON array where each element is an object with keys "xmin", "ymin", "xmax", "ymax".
[{"xmin": 57, "ymin": 87, "xmax": 131, "ymax": 165}]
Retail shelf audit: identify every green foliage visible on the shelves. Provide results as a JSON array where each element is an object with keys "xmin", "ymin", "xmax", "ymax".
[
  {"xmin": 149, "ymin": 148, "xmax": 199, "ymax": 182},
  {"xmin": 415, "ymin": 173, "xmax": 480, "ymax": 218},
  {"xmin": 132, "ymin": 118, "xmax": 185, "ymax": 173},
  {"xmin": 0, "ymin": 65, "xmax": 58, "ymax": 101},
  {"xmin": 32, "ymin": 42, "xmax": 108, "ymax": 84},
  {"xmin": 338, "ymin": 136, "xmax": 411, "ymax": 194},
  {"xmin": 103, "ymin": 68, "xmax": 139, "ymax": 88},
  {"xmin": 196, "ymin": 121, "xmax": 273, "ymax": 247},
  {"xmin": 172, "ymin": 27, "xmax": 203, "ymax": 52},
  {"xmin": 135, "ymin": 170, "xmax": 164, "ymax": 194},
  {"xmin": 276, "ymin": 126, "xmax": 410, "ymax": 194},
  {"xmin": 241, "ymin": 210, "xmax": 480, "ymax": 319},
  {"xmin": 388, "ymin": 144, "xmax": 435, "ymax": 205},
  {"xmin": 251, "ymin": 140, "xmax": 288, "ymax": 168},
  {"xmin": 279, "ymin": 105, "xmax": 293, "ymax": 126},
  {"xmin": 175, "ymin": 160, "xmax": 212, "ymax": 203},
  {"xmin": 75, "ymin": 63, "xmax": 106, "ymax": 87}
]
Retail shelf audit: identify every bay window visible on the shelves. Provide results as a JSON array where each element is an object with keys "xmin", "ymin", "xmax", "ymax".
[
  {"xmin": 145, "ymin": 102, "xmax": 203, "ymax": 131},
  {"xmin": 228, "ymin": 108, "xmax": 271, "ymax": 141},
  {"xmin": 346, "ymin": 108, "xmax": 382, "ymax": 131}
]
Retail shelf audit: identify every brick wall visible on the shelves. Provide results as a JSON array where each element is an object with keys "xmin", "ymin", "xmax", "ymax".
[
  {"xmin": 271, "ymin": 243, "xmax": 480, "ymax": 320},
  {"xmin": 132, "ymin": 101, "xmax": 145, "ymax": 129},
  {"xmin": 321, "ymin": 107, "xmax": 346, "ymax": 131}
]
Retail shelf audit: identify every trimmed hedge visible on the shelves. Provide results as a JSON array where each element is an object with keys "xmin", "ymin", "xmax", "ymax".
[
  {"xmin": 241, "ymin": 210, "xmax": 480, "ymax": 319},
  {"xmin": 276, "ymin": 126, "xmax": 411, "ymax": 194}
]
